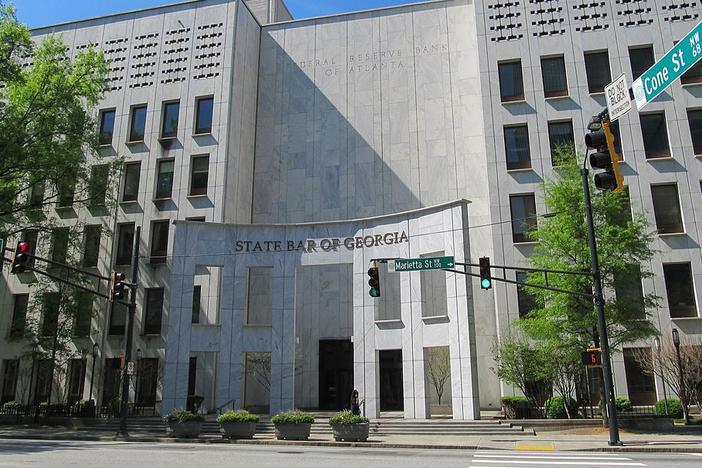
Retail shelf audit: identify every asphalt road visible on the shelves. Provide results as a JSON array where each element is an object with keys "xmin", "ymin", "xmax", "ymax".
[{"xmin": 0, "ymin": 440, "xmax": 701, "ymax": 468}]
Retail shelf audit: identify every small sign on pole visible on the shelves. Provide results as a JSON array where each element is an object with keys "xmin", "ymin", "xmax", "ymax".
[
  {"xmin": 604, "ymin": 74, "xmax": 631, "ymax": 122},
  {"xmin": 127, "ymin": 361, "xmax": 135, "ymax": 375}
]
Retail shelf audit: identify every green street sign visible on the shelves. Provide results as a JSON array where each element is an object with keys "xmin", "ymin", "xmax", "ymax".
[
  {"xmin": 388, "ymin": 256, "xmax": 455, "ymax": 272},
  {"xmin": 632, "ymin": 20, "xmax": 702, "ymax": 109}
]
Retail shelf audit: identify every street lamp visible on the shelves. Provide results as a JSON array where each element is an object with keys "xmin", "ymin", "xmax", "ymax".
[
  {"xmin": 89, "ymin": 343, "xmax": 99, "ymax": 406},
  {"xmin": 654, "ymin": 337, "xmax": 669, "ymax": 416},
  {"xmin": 671, "ymin": 329, "xmax": 689, "ymax": 422}
]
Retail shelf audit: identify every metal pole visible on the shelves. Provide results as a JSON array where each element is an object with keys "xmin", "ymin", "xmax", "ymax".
[
  {"xmin": 117, "ymin": 226, "xmax": 140, "ymax": 437},
  {"xmin": 672, "ymin": 329, "xmax": 688, "ymax": 423},
  {"xmin": 89, "ymin": 346, "xmax": 98, "ymax": 405},
  {"xmin": 580, "ymin": 167, "xmax": 621, "ymax": 446}
]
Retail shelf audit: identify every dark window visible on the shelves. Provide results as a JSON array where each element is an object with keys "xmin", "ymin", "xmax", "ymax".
[
  {"xmin": 651, "ymin": 184, "xmax": 683, "ymax": 234},
  {"xmin": 41, "ymin": 292, "xmax": 60, "ymax": 337},
  {"xmin": 29, "ymin": 181, "xmax": 45, "ymax": 208},
  {"xmin": 83, "ymin": 225, "xmax": 101, "ymax": 267},
  {"xmin": 623, "ymin": 348, "xmax": 656, "ymax": 405},
  {"xmin": 161, "ymin": 101, "xmax": 180, "ymax": 138},
  {"xmin": 548, "ymin": 120, "xmax": 574, "ymax": 165},
  {"xmin": 10, "ymin": 294, "xmax": 28, "ymax": 338},
  {"xmin": 99, "ymin": 109, "xmax": 115, "ymax": 146},
  {"xmin": 189, "ymin": 155, "xmax": 209, "ymax": 196},
  {"xmin": 688, "ymin": 109, "xmax": 702, "ymax": 155},
  {"xmin": 122, "ymin": 163, "xmax": 141, "ymax": 202},
  {"xmin": 136, "ymin": 358, "xmax": 159, "ymax": 407},
  {"xmin": 102, "ymin": 358, "xmax": 122, "ymax": 405},
  {"xmin": 614, "ymin": 265, "xmax": 645, "ymax": 318},
  {"xmin": 144, "ymin": 288, "xmax": 164, "ymax": 335},
  {"xmin": 89, "ymin": 165, "xmax": 109, "ymax": 207},
  {"xmin": 66, "ymin": 359, "xmax": 86, "ymax": 404},
  {"xmin": 155, "ymin": 160, "xmax": 174, "ymax": 199},
  {"xmin": 640, "ymin": 112, "xmax": 670, "ymax": 158},
  {"xmin": 629, "ymin": 46, "xmax": 655, "ymax": 81},
  {"xmin": 129, "ymin": 105, "xmax": 147, "ymax": 142},
  {"xmin": 1, "ymin": 360, "xmax": 19, "ymax": 404},
  {"xmin": 498, "ymin": 61, "xmax": 524, "ymax": 102},
  {"xmin": 56, "ymin": 174, "xmax": 76, "ymax": 208},
  {"xmin": 186, "ymin": 216, "xmax": 206, "ymax": 222},
  {"xmin": 50, "ymin": 227, "xmax": 70, "ymax": 265},
  {"xmin": 195, "ymin": 97, "xmax": 213, "ymax": 134},
  {"xmin": 34, "ymin": 359, "xmax": 52, "ymax": 404},
  {"xmin": 109, "ymin": 302, "xmax": 127, "ymax": 336},
  {"xmin": 681, "ymin": 56, "xmax": 702, "ymax": 85},
  {"xmin": 509, "ymin": 194, "xmax": 537, "ymax": 243},
  {"xmin": 22, "ymin": 230, "xmax": 38, "ymax": 269},
  {"xmin": 192, "ymin": 285, "xmax": 201, "ymax": 324},
  {"xmin": 504, "ymin": 125, "xmax": 531, "ymax": 170},
  {"xmin": 150, "ymin": 221, "xmax": 169, "ymax": 264},
  {"xmin": 541, "ymin": 56, "xmax": 568, "ymax": 98},
  {"xmin": 663, "ymin": 263, "xmax": 697, "ymax": 318},
  {"xmin": 115, "ymin": 223, "xmax": 135, "ymax": 266},
  {"xmin": 516, "ymin": 271, "xmax": 537, "ymax": 318},
  {"xmin": 74, "ymin": 293, "xmax": 92, "ymax": 337},
  {"xmin": 584, "ymin": 51, "xmax": 611, "ymax": 94}
]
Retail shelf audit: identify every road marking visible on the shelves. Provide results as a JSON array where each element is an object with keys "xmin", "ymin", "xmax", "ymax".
[
  {"xmin": 469, "ymin": 461, "xmax": 645, "ymax": 466},
  {"xmin": 516, "ymin": 443, "xmax": 555, "ymax": 451},
  {"xmin": 475, "ymin": 454, "xmax": 633, "ymax": 461}
]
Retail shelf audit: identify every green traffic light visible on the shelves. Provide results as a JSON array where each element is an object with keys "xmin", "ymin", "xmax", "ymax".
[
  {"xmin": 481, "ymin": 278, "xmax": 492, "ymax": 289},
  {"xmin": 369, "ymin": 288, "xmax": 380, "ymax": 297}
]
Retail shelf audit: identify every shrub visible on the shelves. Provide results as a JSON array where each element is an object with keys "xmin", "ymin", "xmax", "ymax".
[
  {"xmin": 164, "ymin": 409, "xmax": 204, "ymax": 423},
  {"xmin": 544, "ymin": 396, "xmax": 579, "ymax": 419},
  {"xmin": 271, "ymin": 410, "xmax": 314, "ymax": 425},
  {"xmin": 1, "ymin": 401, "xmax": 20, "ymax": 412},
  {"xmin": 501, "ymin": 396, "xmax": 528, "ymax": 406},
  {"xmin": 501, "ymin": 396, "xmax": 529, "ymax": 419},
  {"xmin": 654, "ymin": 399, "xmax": 683, "ymax": 419},
  {"xmin": 329, "ymin": 410, "xmax": 369, "ymax": 425},
  {"xmin": 217, "ymin": 410, "xmax": 260, "ymax": 424},
  {"xmin": 614, "ymin": 397, "xmax": 632, "ymax": 412}
]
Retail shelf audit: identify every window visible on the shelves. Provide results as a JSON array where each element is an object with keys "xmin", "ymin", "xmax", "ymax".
[
  {"xmin": 155, "ymin": 160, "xmax": 174, "ymax": 199},
  {"xmin": 144, "ymin": 288, "xmax": 164, "ymax": 335},
  {"xmin": 189, "ymin": 155, "xmax": 209, "ymax": 196},
  {"xmin": 192, "ymin": 285, "xmax": 202, "ymax": 324},
  {"xmin": 136, "ymin": 358, "xmax": 159, "ymax": 407},
  {"xmin": 504, "ymin": 125, "xmax": 531, "ymax": 170},
  {"xmin": 29, "ymin": 181, "xmax": 45, "ymax": 208},
  {"xmin": 614, "ymin": 265, "xmax": 645, "ymax": 318},
  {"xmin": 516, "ymin": 271, "xmax": 537, "ymax": 318},
  {"xmin": 623, "ymin": 348, "xmax": 656, "ymax": 405},
  {"xmin": 186, "ymin": 216, "xmax": 206, "ymax": 222},
  {"xmin": 541, "ymin": 56, "xmax": 568, "ymax": 98},
  {"xmin": 89, "ymin": 165, "xmax": 109, "ymax": 207},
  {"xmin": 1, "ymin": 360, "xmax": 19, "ymax": 404},
  {"xmin": 663, "ymin": 263, "xmax": 697, "ymax": 318},
  {"xmin": 115, "ymin": 223, "xmax": 135, "ymax": 266},
  {"xmin": 509, "ymin": 194, "xmax": 537, "ymax": 243},
  {"xmin": 129, "ymin": 105, "xmax": 147, "ymax": 142},
  {"xmin": 498, "ymin": 61, "xmax": 524, "ymax": 102},
  {"xmin": 41, "ymin": 292, "xmax": 60, "ymax": 337},
  {"xmin": 246, "ymin": 267, "xmax": 272, "ymax": 325},
  {"xmin": 420, "ymin": 251, "xmax": 448, "ymax": 318},
  {"xmin": 584, "ymin": 51, "xmax": 611, "ymax": 94},
  {"xmin": 640, "ymin": 112, "xmax": 670, "ymax": 158},
  {"xmin": 681, "ymin": 55, "xmax": 702, "ymax": 85},
  {"xmin": 67, "ymin": 358, "xmax": 86, "ymax": 404},
  {"xmin": 22, "ymin": 229, "xmax": 38, "ymax": 269},
  {"xmin": 195, "ymin": 96, "xmax": 214, "ymax": 134},
  {"xmin": 109, "ymin": 302, "xmax": 127, "ymax": 335},
  {"xmin": 629, "ymin": 46, "xmax": 655, "ymax": 81},
  {"xmin": 651, "ymin": 184, "xmax": 683, "ymax": 234},
  {"xmin": 150, "ymin": 220, "xmax": 169, "ymax": 264},
  {"xmin": 83, "ymin": 225, "xmax": 101, "ymax": 267},
  {"xmin": 688, "ymin": 109, "xmax": 702, "ymax": 155},
  {"xmin": 56, "ymin": 174, "xmax": 76, "ymax": 208},
  {"xmin": 10, "ymin": 294, "xmax": 28, "ymax": 338},
  {"xmin": 548, "ymin": 120, "xmax": 574, "ymax": 165},
  {"xmin": 161, "ymin": 101, "xmax": 180, "ymax": 139},
  {"xmin": 99, "ymin": 109, "xmax": 116, "ymax": 146},
  {"xmin": 50, "ymin": 227, "xmax": 70, "ymax": 265},
  {"xmin": 74, "ymin": 293, "xmax": 92, "ymax": 337},
  {"xmin": 122, "ymin": 162, "xmax": 141, "ymax": 202}
]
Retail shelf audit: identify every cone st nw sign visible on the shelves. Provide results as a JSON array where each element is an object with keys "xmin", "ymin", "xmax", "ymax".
[
  {"xmin": 388, "ymin": 256, "xmax": 455, "ymax": 272},
  {"xmin": 632, "ymin": 20, "xmax": 702, "ymax": 110}
]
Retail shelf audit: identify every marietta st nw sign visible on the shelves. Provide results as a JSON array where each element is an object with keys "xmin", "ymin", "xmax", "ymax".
[
  {"xmin": 388, "ymin": 256, "xmax": 455, "ymax": 272},
  {"xmin": 632, "ymin": 20, "xmax": 702, "ymax": 109}
]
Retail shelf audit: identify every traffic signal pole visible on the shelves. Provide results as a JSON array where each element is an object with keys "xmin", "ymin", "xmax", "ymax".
[{"xmin": 580, "ymin": 165, "xmax": 621, "ymax": 446}]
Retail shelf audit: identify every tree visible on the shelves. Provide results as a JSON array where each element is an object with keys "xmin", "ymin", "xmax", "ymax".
[{"xmin": 425, "ymin": 347, "xmax": 450, "ymax": 405}]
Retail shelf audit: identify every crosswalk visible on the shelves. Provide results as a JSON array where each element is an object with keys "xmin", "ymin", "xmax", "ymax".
[{"xmin": 469, "ymin": 451, "xmax": 647, "ymax": 467}]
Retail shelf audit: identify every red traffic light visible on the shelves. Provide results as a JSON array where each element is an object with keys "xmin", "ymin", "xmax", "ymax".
[
  {"xmin": 11, "ymin": 241, "xmax": 31, "ymax": 274},
  {"xmin": 18, "ymin": 242, "xmax": 29, "ymax": 253},
  {"xmin": 109, "ymin": 271, "xmax": 128, "ymax": 302},
  {"xmin": 581, "ymin": 348, "xmax": 602, "ymax": 367}
]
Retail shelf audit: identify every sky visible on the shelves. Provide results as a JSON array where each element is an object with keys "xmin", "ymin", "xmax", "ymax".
[{"xmin": 14, "ymin": 0, "xmax": 414, "ymax": 28}]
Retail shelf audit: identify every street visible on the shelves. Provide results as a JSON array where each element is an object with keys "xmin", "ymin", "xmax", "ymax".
[{"xmin": 0, "ymin": 440, "xmax": 701, "ymax": 468}]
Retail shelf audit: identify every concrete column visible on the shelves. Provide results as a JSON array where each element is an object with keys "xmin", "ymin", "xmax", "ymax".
[{"xmin": 269, "ymin": 271, "xmax": 295, "ymax": 415}]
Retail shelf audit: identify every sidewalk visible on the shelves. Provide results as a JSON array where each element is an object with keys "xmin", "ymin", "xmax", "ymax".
[{"xmin": 0, "ymin": 425, "xmax": 701, "ymax": 453}]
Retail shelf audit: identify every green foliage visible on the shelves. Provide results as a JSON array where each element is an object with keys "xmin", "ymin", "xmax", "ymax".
[
  {"xmin": 614, "ymin": 397, "xmax": 632, "ymax": 412},
  {"xmin": 271, "ymin": 410, "xmax": 315, "ymax": 425},
  {"xmin": 329, "ymin": 410, "xmax": 369, "ymax": 425},
  {"xmin": 544, "ymin": 396, "xmax": 579, "ymax": 419},
  {"xmin": 1, "ymin": 401, "xmax": 20, "ymax": 411},
  {"xmin": 501, "ymin": 396, "xmax": 529, "ymax": 406},
  {"xmin": 164, "ymin": 409, "xmax": 204, "ymax": 423},
  {"xmin": 216, "ymin": 410, "xmax": 260, "ymax": 423},
  {"xmin": 654, "ymin": 399, "xmax": 683, "ymax": 419}
]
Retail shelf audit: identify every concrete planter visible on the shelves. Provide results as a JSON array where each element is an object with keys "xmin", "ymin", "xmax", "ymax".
[
  {"xmin": 618, "ymin": 415, "xmax": 674, "ymax": 432},
  {"xmin": 220, "ymin": 421, "xmax": 257, "ymax": 439},
  {"xmin": 167, "ymin": 420, "xmax": 203, "ymax": 438},
  {"xmin": 274, "ymin": 423, "xmax": 311, "ymax": 440},
  {"xmin": 331, "ymin": 422, "xmax": 369, "ymax": 442}
]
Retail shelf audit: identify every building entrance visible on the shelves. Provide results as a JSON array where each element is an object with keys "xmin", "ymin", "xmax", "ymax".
[
  {"xmin": 318, "ymin": 339, "xmax": 353, "ymax": 410},
  {"xmin": 379, "ymin": 350, "xmax": 403, "ymax": 411}
]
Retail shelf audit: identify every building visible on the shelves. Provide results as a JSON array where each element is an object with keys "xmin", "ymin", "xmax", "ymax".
[{"xmin": 1, "ymin": 0, "xmax": 701, "ymax": 418}]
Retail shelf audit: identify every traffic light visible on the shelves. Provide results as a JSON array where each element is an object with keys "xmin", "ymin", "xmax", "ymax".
[
  {"xmin": 367, "ymin": 265, "xmax": 380, "ymax": 297},
  {"xmin": 109, "ymin": 271, "xmax": 127, "ymax": 302},
  {"xmin": 585, "ymin": 120, "xmax": 624, "ymax": 192},
  {"xmin": 581, "ymin": 348, "xmax": 602, "ymax": 367},
  {"xmin": 479, "ymin": 257, "xmax": 492, "ymax": 290},
  {"xmin": 11, "ymin": 241, "xmax": 31, "ymax": 274}
]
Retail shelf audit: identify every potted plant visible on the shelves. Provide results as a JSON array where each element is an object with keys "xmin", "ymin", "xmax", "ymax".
[
  {"xmin": 217, "ymin": 410, "xmax": 260, "ymax": 439},
  {"xmin": 329, "ymin": 410, "xmax": 370, "ymax": 442},
  {"xmin": 164, "ymin": 409, "xmax": 204, "ymax": 438},
  {"xmin": 271, "ymin": 410, "xmax": 314, "ymax": 440}
]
